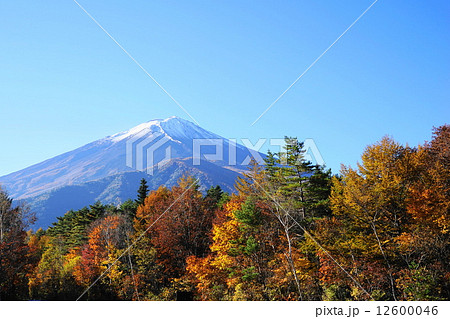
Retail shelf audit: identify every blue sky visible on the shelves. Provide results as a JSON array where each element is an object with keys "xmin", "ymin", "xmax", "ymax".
[{"xmin": 0, "ymin": 0, "xmax": 449, "ymax": 176}]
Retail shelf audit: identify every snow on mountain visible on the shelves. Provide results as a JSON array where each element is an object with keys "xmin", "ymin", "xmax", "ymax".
[{"xmin": 110, "ymin": 116, "xmax": 220, "ymax": 143}]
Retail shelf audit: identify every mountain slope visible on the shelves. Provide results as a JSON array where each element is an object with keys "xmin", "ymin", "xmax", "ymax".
[{"xmin": 26, "ymin": 158, "xmax": 240, "ymax": 229}]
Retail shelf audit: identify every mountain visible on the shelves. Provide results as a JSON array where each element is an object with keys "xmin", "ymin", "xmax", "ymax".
[{"xmin": 0, "ymin": 116, "xmax": 263, "ymax": 229}]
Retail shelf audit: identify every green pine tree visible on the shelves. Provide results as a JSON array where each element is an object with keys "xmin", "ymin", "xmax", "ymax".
[
  {"xmin": 136, "ymin": 178, "xmax": 149, "ymax": 206},
  {"xmin": 205, "ymin": 185, "xmax": 223, "ymax": 207}
]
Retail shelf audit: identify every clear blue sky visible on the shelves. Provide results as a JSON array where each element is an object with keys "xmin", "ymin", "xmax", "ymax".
[{"xmin": 0, "ymin": 0, "xmax": 449, "ymax": 176}]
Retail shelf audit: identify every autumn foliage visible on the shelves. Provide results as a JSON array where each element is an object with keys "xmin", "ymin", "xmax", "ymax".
[{"xmin": 0, "ymin": 125, "xmax": 448, "ymax": 300}]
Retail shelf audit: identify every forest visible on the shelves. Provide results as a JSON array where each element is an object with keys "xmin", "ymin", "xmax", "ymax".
[{"xmin": 0, "ymin": 125, "xmax": 448, "ymax": 301}]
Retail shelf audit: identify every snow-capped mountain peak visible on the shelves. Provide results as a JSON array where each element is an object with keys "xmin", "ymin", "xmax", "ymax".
[
  {"xmin": 109, "ymin": 116, "xmax": 218, "ymax": 143},
  {"xmin": 0, "ymin": 116, "xmax": 265, "ymax": 229},
  {"xmin": 0, "ymin": 116, "xmax": 254, "ymax": 200}
]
